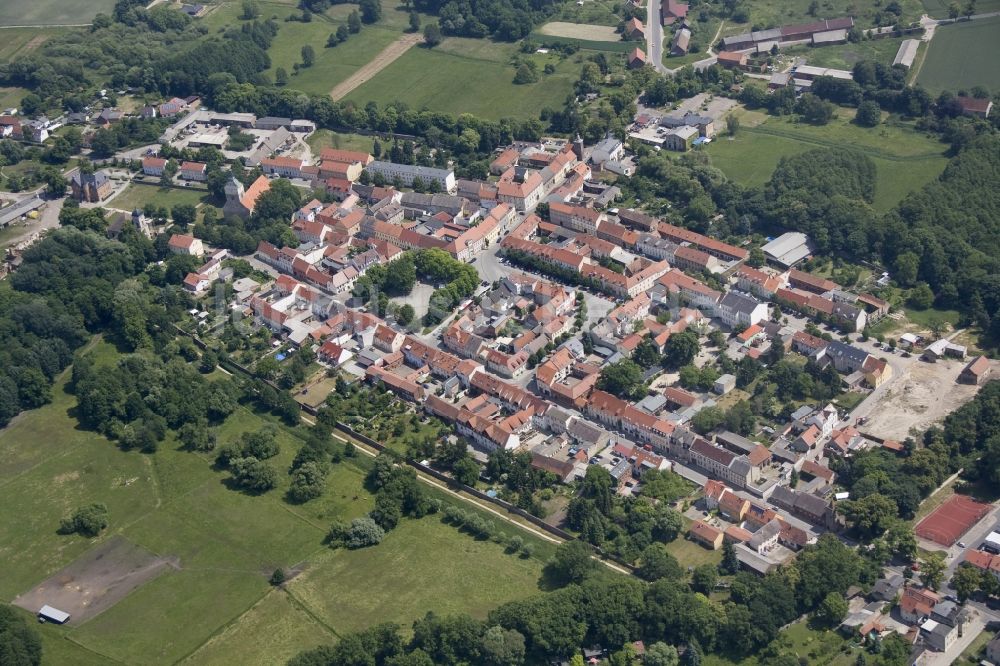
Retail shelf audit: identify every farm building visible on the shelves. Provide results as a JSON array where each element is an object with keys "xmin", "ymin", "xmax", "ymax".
[
  {"xmin": 958, "ymin": 356, "xmax": 990, "ymax": 385},
  {"xmin": 811, "ymin": 29, "xmax": 848, "ymax": 45},
  {"xmin": 39, "ymin": 605, "xmax": 70, "ymax": 624},
  {"xmin": 893, "ymin": 39, "xmax": 920, "ymax": 68},
  {"xmin": 671, "ymin": 28, "xmax": 692, "ymax": 56},
  {"xmin": 628, "ymin": 47, "xmax": 647, "ymax": 69},
  {"xmin": 955, "ymin": 96, "xmax": 993, "ymax": 118}
]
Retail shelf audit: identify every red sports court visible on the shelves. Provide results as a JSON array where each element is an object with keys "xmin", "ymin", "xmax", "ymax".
[{"xmin": 915, "ymin": 494, "xmax": 992, "ymax": 547}]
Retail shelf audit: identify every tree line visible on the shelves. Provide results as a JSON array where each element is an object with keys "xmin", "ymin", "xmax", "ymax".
[{"xmin": 289, "ymin": 532, "xmax": 910, "ymax": 665}]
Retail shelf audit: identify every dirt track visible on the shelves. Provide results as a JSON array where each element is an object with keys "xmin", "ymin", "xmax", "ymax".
[
  {"xmin": 13, "ymin": 536, "xmax": 177, "ymax": 624},
  {"xmin": 328, "ymin": 33, "xmax": 422, "ymax": 101}
]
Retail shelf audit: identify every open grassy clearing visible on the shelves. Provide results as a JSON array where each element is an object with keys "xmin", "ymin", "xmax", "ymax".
[
  {"xmin": 0, "ymin": 86, "xmax": 28, "ymax": 110},
  {"xmin": 0, "ymin": 27, "xmax": 67, "ymax": 62},
  {"xmin": 538, "ymin": 21, "xmax": 622, "ymax": 41},
  {"xmin": 345, "ymin": 39, "xmax": 579, "ymax": 119},
  {"xmin": 288, "ymin": 516, "xmax": 548, "ymax": 636},
  {"xmin": 200, "ymin": 0, "xmax": 420, "ymax": 97},
  {"xmin": 306, "ymin": 129, "xmax": 378, "ymax": 155},
  {"xmin": 720, "ymin": 0, "xmax": 925, "ymax": 36},
  {"xmin": 0, "ymin": 0, "xmax": 114, "ymax": 26},
  {"xmin": 0, "ymin": 338, "xmax": 557, "ymax": 663},
  {"xmin": 704, "ymin": 109, "xmax": 948, "ymax": 212},
  {"xmin": 784, "ymin": 35, "xmax": 917, "ymax": 69},
  {"xmin": 916, "ymin": 16, "xmax": 1000, "ymax": 92},
  {"xmin": 181, "ymin": 588, "xmax": 336, "ymax": 666},
  {"xmin": 110, "ymin": 184, "xmax": 221, "ymax": 214}
]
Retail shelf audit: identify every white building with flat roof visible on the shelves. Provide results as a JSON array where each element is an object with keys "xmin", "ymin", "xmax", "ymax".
[
  {"xmin": 762, "ymin": 232, "xmax": 813, "ymax": 268},
  {"xmin": 366, "ymin": 161, "xmax": 456, "ymax": 193}
]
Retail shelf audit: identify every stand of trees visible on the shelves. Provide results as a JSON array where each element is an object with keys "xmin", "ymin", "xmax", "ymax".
[
  {"xmin": 411, "ymin": 0, "xmax": 558, "ymax": 40},
  {"xmin": 0, "ymin": 227, "xmax": 156, "ymax": 427},
  {"xmin": 566, "ymin": 466, "xmax": 688, "ymax": 564},
  {"xmin": 0, "ymin": 605, "xmax": 42, "ymax": 666}
]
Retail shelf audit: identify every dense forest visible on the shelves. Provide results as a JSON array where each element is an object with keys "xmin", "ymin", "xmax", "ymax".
[{"xmin": 0, "ymin": 227, "xmax": 154, "ymax": 427}]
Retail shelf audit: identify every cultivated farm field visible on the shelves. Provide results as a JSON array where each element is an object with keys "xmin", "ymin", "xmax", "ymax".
[
  {"xmin": 916, "ymin": 16, "xmax": 1000, "ymax": 92},
  {"xmin": 0, "ymin": 0, "xmax": 115, "ymax": 26},
  {"xmin": 0, "ymin": 339, "xmax": 552, "ymax": 664}
]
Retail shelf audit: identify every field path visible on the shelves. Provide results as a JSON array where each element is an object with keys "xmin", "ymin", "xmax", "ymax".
[{"xmin": 329, "ymin": 33, "xmax": 423, "ymax": 101}]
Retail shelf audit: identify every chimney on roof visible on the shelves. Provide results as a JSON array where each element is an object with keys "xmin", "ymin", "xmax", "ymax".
[{"xmin": 573, "ymin": 134, "xmax": 585, "ymax": 161}]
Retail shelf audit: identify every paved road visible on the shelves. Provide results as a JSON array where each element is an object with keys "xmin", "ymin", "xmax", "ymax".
[{"xmin": 645, "ymin": 1, "xmax": 668, "ymax": 74}]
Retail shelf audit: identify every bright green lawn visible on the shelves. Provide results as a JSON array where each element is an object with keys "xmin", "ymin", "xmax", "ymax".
[
  {"xmin": 346, "ymin": 38, "xmax": 578, "ymax": 120},
  {"xmin": 0, "ymin": 86, "xmax": 27, "ymax": 110},
  {"xmin": 705, "ymin": 110, "xmax": 948, "ymax": 212},
  {"xmin": 288, "ymin": 516, "xmax": 547, "ymax": 636},
  {"xmin": 180, "ymin": 589, "xmax": 336, "ymax": 666},
  {"xmin": 916, "ymin": 16, "xmax": 1000, "ymax": 93},
  {"xmin": 902, "ymin": 306, "xmax": 961, "ymax": 330},
  {"xmin": 307, "ymin": 129, "xmax": 379, "ymax": 155},
  {"xmin": 111, "ymin": 184, "xmax": 220, "ymax": 214},
  {"xmin": 783, "ymin": 35, "xmax": 917, "ymax": 70},
  {"xmin": 0, "ymin": 0, "xmax": 114, "ymax": 26}
]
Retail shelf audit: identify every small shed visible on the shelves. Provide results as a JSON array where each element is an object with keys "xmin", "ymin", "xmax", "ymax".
[
  {"xmin": 39, "ymin": 605, "xmax": 70, "ymax": 624},
  {"xmin": 713, "ymin": 373, "xmax": 736, "ymax": 395}
]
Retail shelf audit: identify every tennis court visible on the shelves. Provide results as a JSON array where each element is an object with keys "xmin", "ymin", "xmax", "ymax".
[{"xmin": 915, "ymin": 494, "xmax": 992, "ymax": 547}]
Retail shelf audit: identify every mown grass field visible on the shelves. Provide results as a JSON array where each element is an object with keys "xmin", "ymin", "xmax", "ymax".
[
  {"xmin": 0, "ymin": 0, "xmax": 114, "ymax": 26},
  {"xmin": 345, "ymin": 38, "xmax": 579, "ymax": 119},
  {"xmin": 111, "ymin": 184, "xmax": 220, "ymax": 214},
  {"xmin": 307, "ymin": 129, "xmax": 379, "ymax": 155},
  {"xmin": 288, "ymin": 516, "xmax": 549, "ymax": 636},
  {"xmin": 705, "ymin": 109, "xmax": 949, "ymax": 212},
  {"xmin": 200, "ymin": 0, "xmax": 421, "ymax": 97},
  {"xmin": 916, "ymin": 16, "xmax": 1000, "ymax": 92},
  {"xmin": 0, "ymin": 339, "xmax": 552, "ymax": 664},
  {"xmin": 783, "ymin": 35, "xmax": 916, "ymax": 69}
]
